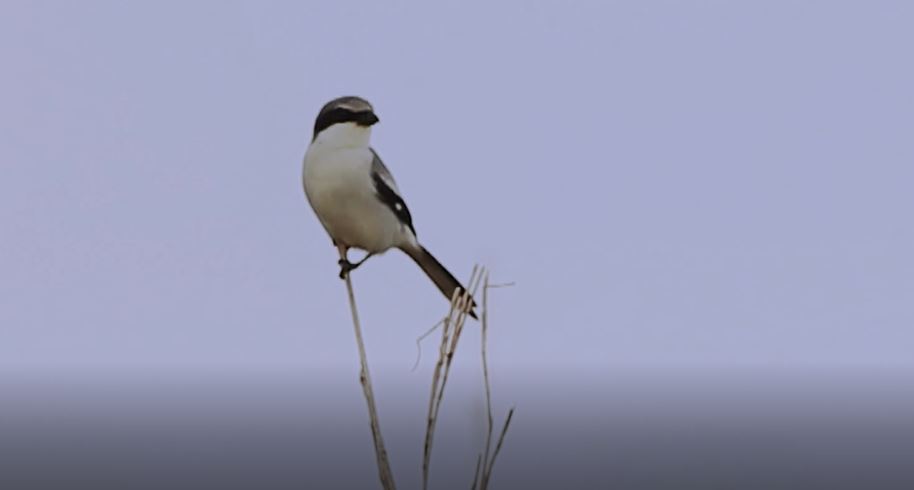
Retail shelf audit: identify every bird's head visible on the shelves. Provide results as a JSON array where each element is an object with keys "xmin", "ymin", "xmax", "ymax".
[{"xmin": 312, "ymin": 96, "xmax": 380, "ymax": 143}]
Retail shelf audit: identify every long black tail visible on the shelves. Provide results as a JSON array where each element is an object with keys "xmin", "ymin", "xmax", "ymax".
[{"xmin": 401, "ymin": 245, "xmax": 477, "ymax": 319}]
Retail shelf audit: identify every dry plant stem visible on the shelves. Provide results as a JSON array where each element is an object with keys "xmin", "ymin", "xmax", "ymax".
[
  {"xmin": 481, "ymin": 272, "xmax": 494, "ymax": 474},
  {"xmin": 339, "ymin": 246, "xmax": 396, "ymax": 490},
  {"xmin": 436, "ymin": 270, "xmax": 483, "ymax": 411},
  {"xmin": 481, "ymin": 409, "xmax": 515, "ymax": 490},
  {"xmin": 471, "ymin": 454, "xmax": 483, "ymax": 490},
  {"xmin": 422, "ymin": 295, "xmax": 463, "ymax": 489},
  {"xmin": 412, "ymin": 318, "xmax": 446, "ymax": 371},
  {"xmin": 422, "ymin": 266, "xmax": 483, "ymax": 490},
  {"xmin": 476, "ymin": 273, "xmax": 515, "ymax": 490}
]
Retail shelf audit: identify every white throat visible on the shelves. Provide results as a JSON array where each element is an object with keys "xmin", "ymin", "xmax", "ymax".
[{"xmin": 313, "ymin": 122, "xmax": 372, "ymax": 149}]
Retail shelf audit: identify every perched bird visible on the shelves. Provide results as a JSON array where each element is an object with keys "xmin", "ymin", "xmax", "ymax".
[{"xmin": 302, "ymin": 96, "xmax": 476, "ymax": 318}]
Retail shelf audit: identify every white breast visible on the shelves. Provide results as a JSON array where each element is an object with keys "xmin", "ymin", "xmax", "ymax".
[{"xmin": 302, "ymin": 142, "xmax": 405, "ymax": 253}]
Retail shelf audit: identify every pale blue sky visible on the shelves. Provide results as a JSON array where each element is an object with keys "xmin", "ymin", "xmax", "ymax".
[{"xmin": 2, "ymin": 1, "xmax": 912, "ymax": 373}]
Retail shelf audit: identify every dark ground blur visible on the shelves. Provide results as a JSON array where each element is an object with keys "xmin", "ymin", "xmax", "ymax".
[{"xmin": 2, "ymin": 368, "xmax": 912, "ymax": 490}]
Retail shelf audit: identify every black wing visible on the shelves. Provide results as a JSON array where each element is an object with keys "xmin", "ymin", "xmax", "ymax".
[{"xmin": 370, "ymin": 149, "xmax": 417, "ymax": 237}]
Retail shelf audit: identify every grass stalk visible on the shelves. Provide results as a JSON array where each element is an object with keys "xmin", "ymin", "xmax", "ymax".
[{"xmin": 339, "ymin": 247, "xmax": 396, "ymax": 490}]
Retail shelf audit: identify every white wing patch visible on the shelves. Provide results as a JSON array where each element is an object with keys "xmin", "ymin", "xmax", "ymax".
[{"xmin": 370, "ymin": 149, "xmax": 416, "ymax": 236}]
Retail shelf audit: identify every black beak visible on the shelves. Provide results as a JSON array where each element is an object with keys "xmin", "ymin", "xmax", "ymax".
[{"xmin": 358, "ymin": 111, "xmax": 380, "ymax": 126}]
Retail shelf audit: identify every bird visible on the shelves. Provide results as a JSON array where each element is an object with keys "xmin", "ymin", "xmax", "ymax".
[{"xmin": 302, "ymin": 96, "xmax": 477, "ymax": 318}]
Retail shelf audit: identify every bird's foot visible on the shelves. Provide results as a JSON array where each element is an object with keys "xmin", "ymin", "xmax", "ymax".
[
  {"xmin": 337, "ymin": 253, "xmax": 374, "ymax": 279},
  {"xmin": 338, "ymin": 259, "xmax": 356, "ymax": 279}
]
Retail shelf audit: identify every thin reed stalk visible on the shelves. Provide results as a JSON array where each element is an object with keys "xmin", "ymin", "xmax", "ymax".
[
  {"xmin": 422, "ymin": 266, "xmax": 484, "ymax": 490},
  {"xmin": 474, "ymin": 272, "xmax": 515, "ymax": 490},
  {"xmin": 339, "ymin": 247, "xmax": 396, "ymax": 490}
]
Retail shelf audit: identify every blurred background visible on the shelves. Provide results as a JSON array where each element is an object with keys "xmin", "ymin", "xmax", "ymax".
[{"xmin": 2, "ymin": 1, "xmax": 912, "ymax": 488}]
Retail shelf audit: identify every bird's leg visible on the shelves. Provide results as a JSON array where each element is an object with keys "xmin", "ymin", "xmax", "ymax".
[
  {"xmin": 337, "ymin": 250, "xmax": 374, "ymax": 279},
  {"xmin": 336, "ymin": 244, "xmax": 351, "ymax": 279}
]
